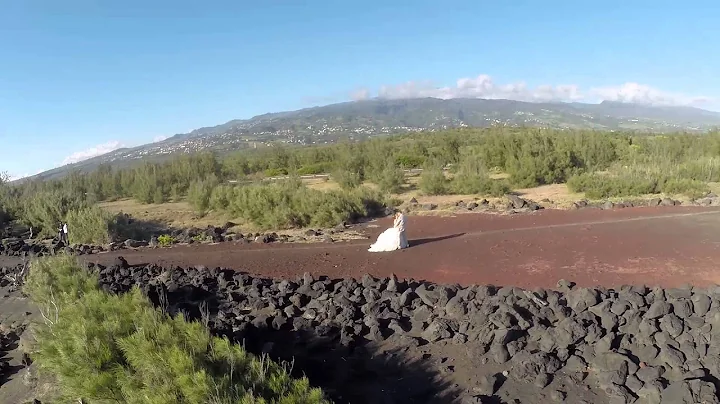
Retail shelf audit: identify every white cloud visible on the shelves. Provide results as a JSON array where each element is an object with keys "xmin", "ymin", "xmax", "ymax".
[
  {"xmin": 369, "ymin": 74, "xmax": 714, "ymax": 108},
  {"xmin": 62, "ymin": 141, "xmax": 125, "ymax": 165},
  {"xmin": 153, "ymin": 135, "xmax": 169, "ymax": 142},
  {"xmin": 350, "ymin": 88, "xmax": 370, "ymax": 101},
  {"xmin": 589, "ymin": 82, "xmax": 713, "ymax": 107}
]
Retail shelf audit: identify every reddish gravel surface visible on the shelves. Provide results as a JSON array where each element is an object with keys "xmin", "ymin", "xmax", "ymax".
[{"xmin": 86, "ymin": 206, "xmax": 720, "ymax": 288}]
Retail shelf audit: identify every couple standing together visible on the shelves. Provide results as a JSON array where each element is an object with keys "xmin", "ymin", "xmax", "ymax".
[{"xmin": 368, "ymin": 211, "xmax": 409, "ymax": 252}]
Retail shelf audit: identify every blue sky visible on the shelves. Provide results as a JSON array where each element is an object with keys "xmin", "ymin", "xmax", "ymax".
[{"xmin": 1, "ymin": 1, "xmax": 719, "ymax": 179}]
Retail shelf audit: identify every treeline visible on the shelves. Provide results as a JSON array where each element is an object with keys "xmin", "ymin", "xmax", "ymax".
[
  {"xmin": 21, "ymin": 127, "xmax": 720, "ymax": 205},
  {"xmin": 4, "ymin": 127, "xmax": 720, "ymax": 241}
]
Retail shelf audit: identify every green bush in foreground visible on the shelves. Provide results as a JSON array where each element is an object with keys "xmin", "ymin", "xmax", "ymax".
[{"xmin": 25, "ymin": 256, "xmax": 328, "ymax": 404}]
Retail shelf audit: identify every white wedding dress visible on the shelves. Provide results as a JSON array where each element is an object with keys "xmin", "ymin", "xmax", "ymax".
[
  {"xmin": 368, "ymin": 227, "xmax": 403, "ymax": 252},
  {"xmin": 368, "ymin": 215, "xmax": 409, "ymax": 252}
]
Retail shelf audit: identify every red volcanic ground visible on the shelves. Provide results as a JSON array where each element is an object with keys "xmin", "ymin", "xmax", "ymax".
[{"xmin": 87, "ymin": 206, "xmax": 720, "ymax": 288}]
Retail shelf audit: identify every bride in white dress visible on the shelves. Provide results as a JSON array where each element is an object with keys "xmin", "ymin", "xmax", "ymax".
[{"xmin": 368, "ymin": 211, "xmax": 409, "ymax": 252}]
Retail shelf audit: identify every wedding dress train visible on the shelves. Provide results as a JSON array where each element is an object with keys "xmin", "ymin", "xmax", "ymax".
[{"xmin": 368, "ymin": 227, "xmax": 409, "ymax": 252}]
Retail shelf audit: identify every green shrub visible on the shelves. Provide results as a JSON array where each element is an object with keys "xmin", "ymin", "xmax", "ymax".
[
  {"xmin": 191, "ymin": 234, "xmax": 211, "ymax": 243},
  {"xmin": 568, "ymin": 162, "xmax": 711, "ymax": 199},
  {"xmin": 209, "ymin": 184, "xmax": 234, "ymax": 211},
  {"xmin": 375, "ymin": 160, "xmax": 406, "ymax": 194},
  {"xmin": 451, "ymin": 155, "xmax": 511, "ymax": 197},
  {"xmin": 157, "ymin": 234, "xmax": 175, "ymax": 247},
  {"xmin": 217, "ymin": 179, "xmax": 387, "ymax": 229},
  {"xmin": 567, "ymin": 173, "xmax": 658, "ymax": 199},
  {"xmin": 24, "ymin": 256, "xmax": 328, "ymax": 404},
  {"xmin": 395, "ymin": 154, "xmax": 425, "ymax": 169},
  {"xmin": 22, "ymin": 189, "xmax": 89, "ymax": 237},
  {"xmin": 659, "ymin": 178, "xmax": 709, "ymax": 199},
  {"xmin": 65, "ymin": 206, "xmax": 114, "ymax": 245},
  {"xmin": 677, "ymin": 157, "xmax": 720, "ymax": 183},
  {"xmin": 332, "ymin": 169, "xmax": 363, "ymax": 190},
  {"xmin": 187, "ymin": 175, "xmax": 220, "ymax": 214},
  {"xmin": 264, "ymin": 168, "xmax": 289, "ymax": 177},
  {"xmin": 451, "ymin": 175, "xmax": 510, "ymax": 197},
  {"xmin": 419, "ymin": 165, "xmax": 448, "ymax": 196},
  {"xmin": 0, "ymin": 174, "xmax": 13, "ymax": 226},
  {"xmin": 332, "ymin": 148, "xmax": 365, "ymax": 190},
  {"xmin": 296, "ymin": 163, "xmax": 329, "ymax": 176}
]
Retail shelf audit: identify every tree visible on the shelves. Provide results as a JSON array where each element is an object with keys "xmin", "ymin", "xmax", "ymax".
[
  {"xmin": 0, "ymin": 172, "xmax": 11, "ymax": 226},
  {"xmin": 187, "ymin": 175, "xmax": 220, "ymax": 214},
  {"xmin": 376, "ymin": 159, "xmax": 405, "ymax": 194},
  {"xmin": 419, "ymin": 160, "xmax": 448, "ymax": 195}
]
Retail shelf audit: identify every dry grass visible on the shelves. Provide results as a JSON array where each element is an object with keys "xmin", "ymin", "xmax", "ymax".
[
  {"xmin": 515, "ymin": 184, "xmax": 584, "ymax": 208},
  {"xmin": 98, "ymin": 199, "xmax": 242, "ymax": 229},
  {"xmin": 302, "ymin": 177, "xmax": 339, "ymax": 191},
  {"xmin": 707, "ymin": 182, "xmax": 720, "ymax": 195},
  {"xmin": 306, "ymin": 172, "xmax": 569, "ymax": 212},
  {"xmin": 97, "ymin": 198, "xmax": 369, "ymax": 240}
]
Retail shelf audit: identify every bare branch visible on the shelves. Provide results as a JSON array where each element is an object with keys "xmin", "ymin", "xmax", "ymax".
[
  {"xmin": 39, "ymin": 290, "xmax": 60, "ymax": 328},
  {"xmin": 158, "ymin": 287, "xmax": 168, "ymax": 312},
  {"xmin": 199, "ymin": 301, "xmax": 210, "ymax": 328}
]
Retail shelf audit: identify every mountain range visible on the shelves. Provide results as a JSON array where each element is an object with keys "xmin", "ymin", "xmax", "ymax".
[{"xmin": 25, "ymin": 98, "xmax": 720, "ymax": 181}]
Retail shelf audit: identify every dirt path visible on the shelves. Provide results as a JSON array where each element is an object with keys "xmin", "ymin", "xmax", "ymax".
[{"xmin": 77, "ymin": 206, "xmax": 720, "ymax": 288}]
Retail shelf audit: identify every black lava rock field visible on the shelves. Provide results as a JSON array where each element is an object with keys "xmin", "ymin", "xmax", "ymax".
[{"xmin": 4, "ymin": 259, "xmax": 720, "ymax": 403}]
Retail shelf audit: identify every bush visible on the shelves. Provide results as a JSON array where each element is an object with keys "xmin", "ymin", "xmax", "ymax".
[
  {"xmin": 209, "ymin": 184, "xmax": 234, "ymax": 211},
  {"xmin": 659, "ymin": 178, "xmax": 709, "ymax": 199},
  {"xmin": 567, "ymin": 173, "xmax": 658, "ymax": 199},
  {"xmin": 677, "ymin": 157, "xmax": 720, "ymax": 183},
  {"xmin": 419, "ymin": 165, "xmax": 448, "ymax": 196},
  {"xmin": 296, "ymin": 163, "xmax": 330, "ymax": 176},
  {"xmin": 216, "ymin": 179, "xmax": 388, "ymax": 229},
  {"xmin": 24, "ymin": 256, "xmax": 328, "ymax": 404},
  {"xmin": 568, "ymin": 163, "xmax": 711, "ymax": 200},
  {"xmin": 451, "ymin": 175, "xmax": 510, "ymax": 197},
  {"xmin": 157, "ymin": 234, "xmax": 175, "ymax": 247},
  {"xmin": 375, "ymin": 160, "xmax": 406, "ymax": 194},
  {"xmin": 22, "ymin": 190, "xmax": 89, "ymax": 237},
  {"xmin": 395, "ymin": 154, "xmax": 425, "ymax": 169},
  {"xmin": 187, "ymin": 175, "xmax": 220, "ymax": 214},
  {"xmin": 451, "ymin": 155, "xmax": 511, "ymax": 197},
  {"xmin": 65, "ymin": 206, "xmax": 115, "ymax": 245},
  {"xmin": 264, "ymin": 168, "xmax": 288, "ymax": 177},
  {"xmin": 332, "ymin": 169, "xmax": 362, "ymax": 190}
]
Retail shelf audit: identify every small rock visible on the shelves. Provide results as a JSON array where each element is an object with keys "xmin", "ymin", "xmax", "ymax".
[
  {"xmin": 474, "ymin": 373, "xmax": 501, "ymax": 395},
  {"xmin": 550, "ymin": 390, "xmax": 566, "ymax": 401},
  {"xmin": 534, "ymin": 373, "xmax": 551, "ymax": 388}
]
